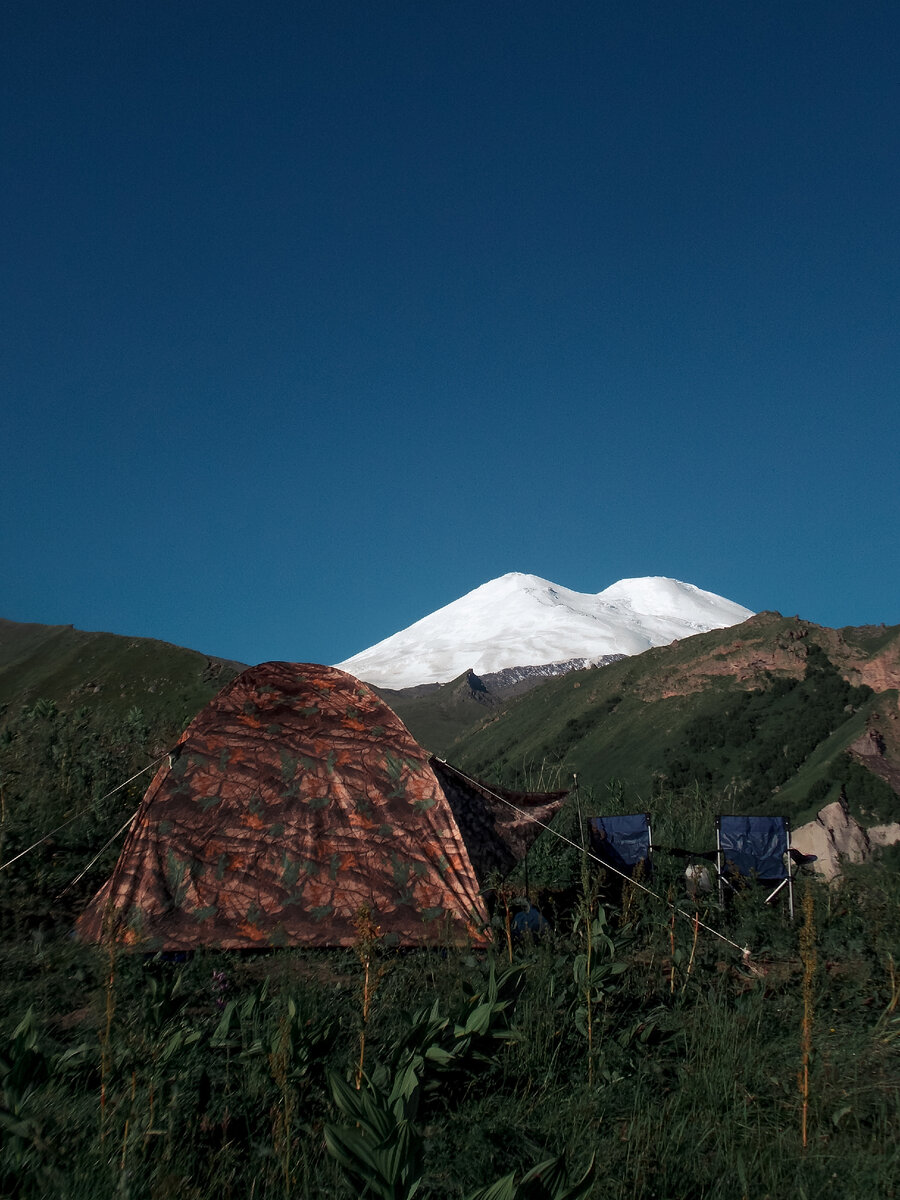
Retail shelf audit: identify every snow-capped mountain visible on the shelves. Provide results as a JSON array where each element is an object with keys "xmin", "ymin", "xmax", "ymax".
[{"xmin": 334, "ymin": 573, "xmax": 755, "ymax": 690}]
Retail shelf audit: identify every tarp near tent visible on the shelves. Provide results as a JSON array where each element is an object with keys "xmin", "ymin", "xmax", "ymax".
[{"xmin": 76, "ymin": 663, "xmax": 567, "ymax": 951}]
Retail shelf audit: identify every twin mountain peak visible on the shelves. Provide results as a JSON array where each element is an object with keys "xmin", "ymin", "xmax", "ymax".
[{"xmin": 333, "ymin": 572, "xmax": 755, "ymax": 691}]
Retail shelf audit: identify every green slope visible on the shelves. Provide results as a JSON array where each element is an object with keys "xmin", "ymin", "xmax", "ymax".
[
  {"xmin": 435, "ymin": 614, "xmax": 900, "ymax": 829},
  {"xmin": 375, "ymin": 670, "xmax": 501, "ymax": 754},
  {"xmin": 0, "ymin": 617, "xmax": 245, "ymax": 731},
  {"xmin": 0, "ymin": 618, "xmax": 248, "ymax": 930}
]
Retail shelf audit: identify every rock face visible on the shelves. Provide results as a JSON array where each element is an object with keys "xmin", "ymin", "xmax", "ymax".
[
  {"xmin": 869, "ymin": 822, "xmax": 900, "ymax": 848},
  {"xmin": 849, "ymin": 716, "xmax": 900, "ymax": 796},
  {"xmin": 792, "ymin": 801, "xmax": 870, "ymax": 881},
  {"xmin": 480, "ymin": 655, "xmax": 626, "ymax": 692},
  {"xmin": 792, "ymin": 800, "xmax": 900, "ymax": 881}
]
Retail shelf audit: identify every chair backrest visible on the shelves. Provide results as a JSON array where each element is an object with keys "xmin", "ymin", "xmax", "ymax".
[
  {"xmin": 716, "ymin": 815, "xmax": 790, "ymax": 881},
  {"xmin": 589, "ymin": 813, "xmax": 652, "ymax": 878}
]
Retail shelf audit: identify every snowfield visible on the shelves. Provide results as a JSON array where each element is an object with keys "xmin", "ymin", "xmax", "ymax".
[{"xmin": 333, "ymin": 572, "xmax": 754, "ymax": 690}]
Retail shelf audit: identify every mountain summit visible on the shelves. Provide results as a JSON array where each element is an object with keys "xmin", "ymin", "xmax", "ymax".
[{"xmin": 334, "ymin": 573, "xmax": 754, "ymax": 689}]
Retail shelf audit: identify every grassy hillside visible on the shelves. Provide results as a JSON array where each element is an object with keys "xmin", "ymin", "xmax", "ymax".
[
  {"xmin": 0, "ymin": 617, "xmax": 244, "ymax": 731},
  {"xmin": 1, "ymin": 619, "xmax": 898, "ymax": 1198},
  {"xmin": 421, "ymin": 614, "xmax": 900, "ymax": 830},
  {"xmin": 377, "ymin": 670, "xmax": 501, "ymax": 753},
  {"xmin": 2, "ymin": 827, "xmax": 899, "ymax": 1200},
  {"xmin": 0, "ymin": 619, "xmax": 246, "ymax": 937}
]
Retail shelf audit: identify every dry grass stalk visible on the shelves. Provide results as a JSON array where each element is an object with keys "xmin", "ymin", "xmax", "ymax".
[
  {"xmin": 885, "ymin": 953, "xmax": 899, "ymax": 1017},
  {"xmin": 799, "ymin": 886, "xmax": 816, "ymax": 1150},
  {"xmin": 99, "ymin": 914, "xmax": 117, "ymax": 1142},
  {"xmin": 353, "ymin": 904, "xmax": 382, "ymax": 1089},
  {"xmin": 270, "ymin": 1010, "xmax": 295, "ymax": 1197},
  {"xmin": 497, "ymin": 885, "xmax": 514, "ymax": 964},
  {"xmin": 680, "ymin": 912, "xmax": 700, "ymax": 996}
]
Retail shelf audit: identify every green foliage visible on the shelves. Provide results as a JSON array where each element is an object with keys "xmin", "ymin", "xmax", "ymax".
[
  {"xmin": 1, "ymin": 616, "xmax": 898, "ymax": 1197},
  {"xmin": 0, "ymin": 1007, "xmax": 58, "ymax": 1191},
  {"xmin": 0, "ymin": 874, "xmax": 898, "ymax": 1198},
  {"xmin": 323, "ymin": 960, "xmax": 592, "ymax": 1200},
  {"xmin": 389, "ymin": 959, "xmax": 524, "ymax": 1088},
  {"xmin": 466, "ymin": 1154, "xmax": 596, "ymax": 1200},
  {"xmin": 0, "ymin": 1005, "xmax": 91, "ymax": 1197},
  {"xmin": 664, "ymin": 647, "xmax": 874, "ymax": 808},
  {"xmin": 325, "ymin": 1065, "xmax": 425, "ymax": 1200},
  {"xmin": 572, "ymin": 906, "xmax": 628, "ymax": 1044},
  {"xmin": 816, "ymin": 755, "xmax": 898, "ymax": 822}
]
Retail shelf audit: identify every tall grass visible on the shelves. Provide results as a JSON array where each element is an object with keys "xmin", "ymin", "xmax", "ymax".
[{"xmin": 1, "ymin": 855, "xmax": 899, "ymax": 1199}]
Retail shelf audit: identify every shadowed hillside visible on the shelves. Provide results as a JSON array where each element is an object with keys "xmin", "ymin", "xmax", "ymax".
[
  {"xmin": 1, "ymin": 616, "xmax": 899, "ymax": 1199},
  {"xmin": 0, "ymin": 618, "xmax": 246, "ymax": 931},
  {"xmin": 0, "ymin": 617, "xmax": 244, "ymax": 731},
  {"xmin": 390, "ymin": 613, "xmax": 900, "ymax": 830}
]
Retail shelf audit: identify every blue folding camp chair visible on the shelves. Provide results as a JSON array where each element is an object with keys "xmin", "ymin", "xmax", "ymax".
[
  {"xmin": 588, "ymin": 813, "xmax": 653, "ymax": 884},
  {"xmin": 716, "ymin": 814, "xmax": 795, "ymax": 919}
]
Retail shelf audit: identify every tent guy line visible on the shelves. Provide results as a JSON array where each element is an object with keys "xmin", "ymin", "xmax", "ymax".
[
  {"xmin": 3, "ymin": 740, "xmax": 753, "ymax": 960},
  {"xmin": 56, "ymin": 810, "xmax": 140, "ymax": 901},
  {"xmin": 3, "ymin": 728, "xmax": 752, "ymax": 962},
  {"xmin": 0, "ymin": 752, "xmax": 169, "ymax": 875},
  {"xmin": 435, "ymin": 759, "xmax": 753, "ymax": 962},
  {"xmin": 5, "ymin": 651, "xmax": 750, "ymax": 962}
]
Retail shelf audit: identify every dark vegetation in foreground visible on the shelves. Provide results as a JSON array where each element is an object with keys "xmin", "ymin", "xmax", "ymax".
[
  {"xmin": 2, "ymin": 704, "xmax": 899, "ymax": 1199},
  {"xmin": 1, "ymin": 616, "xmax": 899, "ymax": 1198},
  {"xmin": 2, "ymin": 853, "xmax": 900, "ymax": 1199}
]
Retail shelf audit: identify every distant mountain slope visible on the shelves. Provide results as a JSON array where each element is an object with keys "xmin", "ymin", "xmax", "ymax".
[
  {"xmin": 394, "ymin": 613, "xmax": 900, "ymax": 830},
  {"xmin": 0, "ymin": 617, "xmax": 244, "ymax": 731},
  {"xmin": 0, "ymin": 619, "xmax": 248, "ymax": 925},
  {"xmin": 335, "ymin": 572, "xmax": 754, "ymax": 688}
]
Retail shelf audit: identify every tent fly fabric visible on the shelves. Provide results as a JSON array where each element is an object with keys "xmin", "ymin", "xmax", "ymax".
[{"xmin": 76, "ymin": 663, "xmax": 567, "ymax": 951}]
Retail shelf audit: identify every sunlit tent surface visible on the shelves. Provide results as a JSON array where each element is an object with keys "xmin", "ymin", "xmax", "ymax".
[{"xmin": 76, "ymin": 663, "xmax": 566, "ymax": 951}]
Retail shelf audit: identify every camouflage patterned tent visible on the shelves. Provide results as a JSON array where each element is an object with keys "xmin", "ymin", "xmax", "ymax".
[{"xmin": 76, "ymin": 663, "xmax": 567, "ymax": 951}]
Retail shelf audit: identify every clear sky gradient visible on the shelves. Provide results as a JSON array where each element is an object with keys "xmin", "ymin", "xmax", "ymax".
[{"xmin": 3, "ymin": 1, "xmax": 898, "ymax": 667}]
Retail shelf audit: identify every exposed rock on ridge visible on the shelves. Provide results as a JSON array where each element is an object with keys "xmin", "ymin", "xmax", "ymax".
[
  {"xmin": 480, "ymin": 654, "xmax": 627, "ymax": 693},
  {"xmin": 793, "ymin": 799, "xmax": 900, "ymax": 882}
]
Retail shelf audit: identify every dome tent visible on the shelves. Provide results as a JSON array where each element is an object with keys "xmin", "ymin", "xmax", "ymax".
[{"xmin": 76, "ymin": 663, "xmax": 566, "ymax": 951}]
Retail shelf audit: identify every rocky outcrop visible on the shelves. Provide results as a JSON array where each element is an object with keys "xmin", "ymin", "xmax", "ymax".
[
  {"xmin": 848, "ymin": 715, "xmax": 900, "ymax": 797},
  {"xmin": 854, "ymin": 642, "xmax": 900, "ymax": 694},
  {"xmin": 868, "ymin": 822, "xmax": 900, "ymax": 848},
  {"xmin": 792, "ymin": 799, "xmax": 900, "ymax": 882},
  {"xmin": 640, "ymin": 613, "xmax": 900, "ymax": 706},
  {"xmin": 792, "ymin": 801, "xmax": 869, "ymax": 881},
  {"xmin": 480, "ymin": 655, "xmax": 626, "ymax": 695}
]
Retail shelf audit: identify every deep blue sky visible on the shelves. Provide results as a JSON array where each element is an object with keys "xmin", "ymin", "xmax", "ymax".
[{"xmin": 3, "ymin": 1, "xmax": 898, "ymax": 667}]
